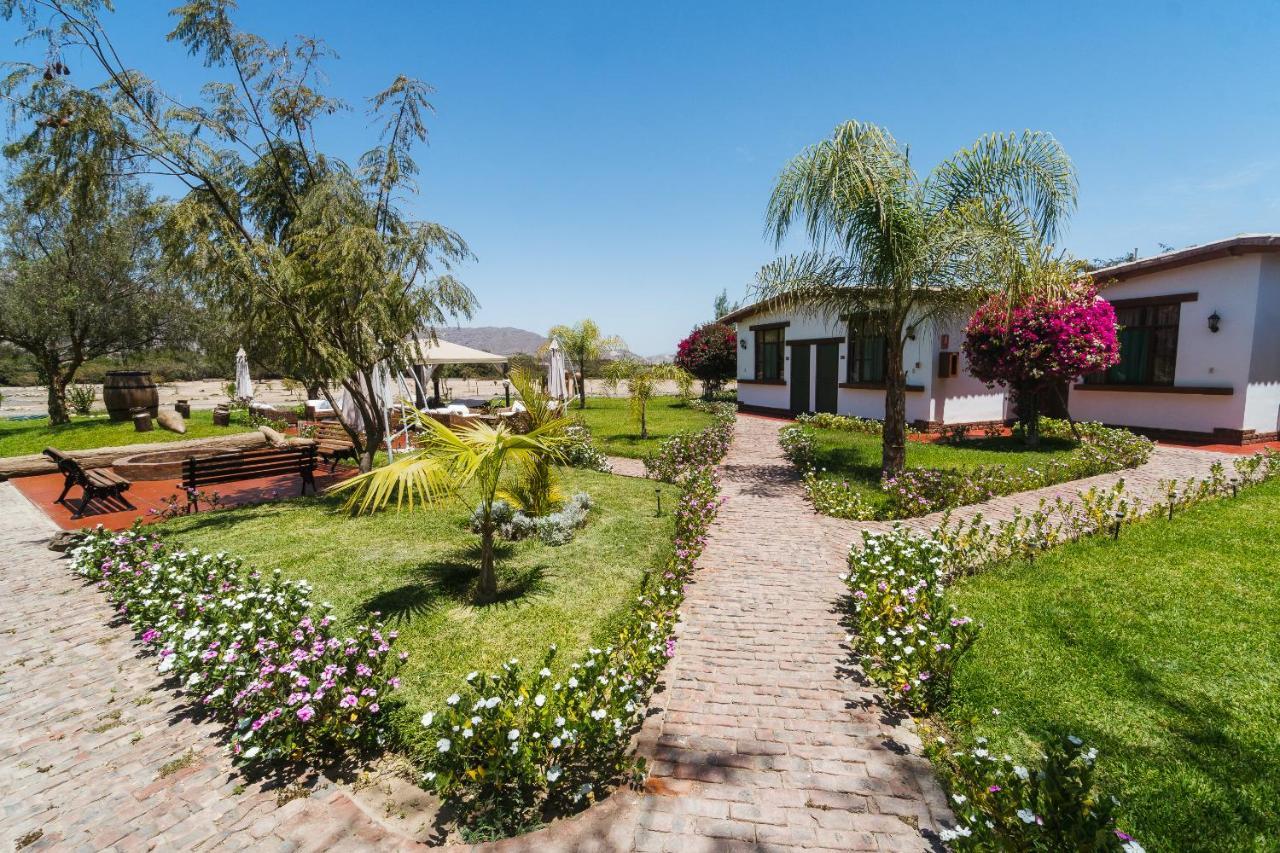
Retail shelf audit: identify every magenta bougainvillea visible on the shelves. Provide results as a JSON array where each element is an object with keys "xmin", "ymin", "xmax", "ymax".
[
  {"xmin": 964, "ymin": 285, "xmax": 1120, "ymax": 441},
  {"xmin": 674, "ymin": 322, "xmax": 736, "ymax": 396}
]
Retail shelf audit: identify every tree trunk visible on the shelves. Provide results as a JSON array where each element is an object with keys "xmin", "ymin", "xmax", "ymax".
[
  {"xmin": 881, "ymin": 337, "xmax": 907, "ymax": 478},
  {"xmin": 1023, "ymin": 387, "xmax": 1040, "ymax": 449},
  {"xmin": 44, "ymin": 365, "xmax": 71, "ymax": 426},
  {"xmin": 639, "ymin": 400, "xmax": 648, "ymax": 439},
  {"xmin": 577, "ymin": 360, "xmax": 587, "ymax": 409},
  {"xmin": 477, "ymin": 518, "xmax": 497, "ymax": 603}
]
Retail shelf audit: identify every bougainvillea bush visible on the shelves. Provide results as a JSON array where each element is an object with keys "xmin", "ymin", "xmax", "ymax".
[
  {"xmin": 964, "ymin": 284, "xmax": 1119, "ymax": 445},
  {"xmin": 841, "ymin": 527, "xmax": 979, "ymax": 713},
  {"xmin": 420, "ymin": 412, "xmax": 728, "ymax": 832},
  {"xmin": 674, "ymin": 323, "xmax": 736, "ymax": 398},
  {"xmin": 70, "ymin": 527, "xmax": 404, "ymax": 766}
]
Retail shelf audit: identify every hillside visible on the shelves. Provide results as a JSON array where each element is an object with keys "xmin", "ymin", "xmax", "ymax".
[{"xmin": 434, "ymin": 326, "xmax": 546, "ymax": 355}]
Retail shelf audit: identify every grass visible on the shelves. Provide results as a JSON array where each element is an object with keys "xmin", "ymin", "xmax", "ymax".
[
  {"xmin": 0, "ymin": 409, "xmax": 252, "ymax": 458},
  {"xmin": 944, "ymin": 477, "xmax": 1280, "ymax": 851},
  {"xmin": 160, "ymin": 466, "xmax": 677, "ymax": 751},
  {"xmin": 809, "ymin": 428, "xmax": 1081, "ymax": 515},
  {"xmin": 571, "ymin": 396, "xmax": 714, "ymax": 459}
]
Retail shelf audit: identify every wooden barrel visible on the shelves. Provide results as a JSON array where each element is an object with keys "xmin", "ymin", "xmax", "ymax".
[{"xmin": 103, "ymin": 370, "xmax": 159, "ymax": 421}]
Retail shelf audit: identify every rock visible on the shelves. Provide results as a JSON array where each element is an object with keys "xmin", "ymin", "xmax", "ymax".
[
  {"xmin": 259, "ymin": 425, "xmax": 289, "ymax": 448},
  {"xmin": 48, "ymin": 530, "xmax": 86, "ymax": 552},
  {"xmin": 156, "ymin": 410, "xmax": 186, "ymax": 434}
]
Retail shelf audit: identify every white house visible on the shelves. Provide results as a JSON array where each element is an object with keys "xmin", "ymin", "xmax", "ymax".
[
  {"xmin": 1069, "ymin": 234, "xmax": 1280, "ymax": 444},
  {"xmin": 721, "ymin": 301, "xmax": 1006, "ymax": 429}
]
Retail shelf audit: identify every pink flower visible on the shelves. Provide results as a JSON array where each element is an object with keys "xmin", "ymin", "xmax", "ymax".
[{"xmin": 296, "ymin": 704, "xmax": 316, "ymax": 722}]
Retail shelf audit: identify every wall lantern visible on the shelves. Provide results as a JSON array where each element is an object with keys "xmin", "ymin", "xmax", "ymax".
[
  {"xmin": 1208, "ymin": 311, "xmax": 1221, "ymax": 333},
  {"xmin": 740, "ymin": 338, "xmax": 748, "ymax": 349},
  {"xmin": 906, "ymin": 324, "xmax": 917, "ymax": 341}
]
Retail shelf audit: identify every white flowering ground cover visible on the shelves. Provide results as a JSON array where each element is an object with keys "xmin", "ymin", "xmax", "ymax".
[
  {"xmin": 160, "ymin": 467, "xmax": 679, "ymax": 759},
  {"xmin": 940, "ymin": 476, "xmax": 1280, "ymax": 849}
]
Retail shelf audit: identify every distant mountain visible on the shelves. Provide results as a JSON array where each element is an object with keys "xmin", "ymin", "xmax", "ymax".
[{"xmin": 435, "ymin": 326, "xmax": 546, "ymax": 355}]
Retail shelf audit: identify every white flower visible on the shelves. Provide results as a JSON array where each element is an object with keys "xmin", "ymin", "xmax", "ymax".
[
  {"xmin": 590, "ymin": 709, "xmax": 607, "ymax": 720},
  {"xmin": 1016, "ymin": 809, "xmax": 1037, "ymax": 824},
  {"xmin": 991, "ymin": 707, "xmax": 1001, "ymax": 716},
  {"xmin": 551, "ymin": 736, "xmax": 562, "ymax": 748},
  {"xmin": 436, "ymin": 738, "xmax": 452, "ymax": 753},
  {"xmin": 465, "ymin": 671, "xmax": 479, "ymax": 682},
  {"xmin": 1067, "ymin": 734, "xmax": 1083, "ymax": 746},
  {"xmin": 568, "ymin": 677, "xmax": 579, "ymax": 689},
  {"xmin": 1013, "ymin": 765, "xmax": 1030, "ymax": 780},
  {"xmin": 484, "ymin": 697, "xmax": 500, "ymax": 709},
  {"xmin": 508, "ymin": 729, "xmax": 520, "ymax": 741},
  {"xmin": 242, "ymin": 746, "xmax": 261, "ymax": 760},
  {"xmin": 421, "ymin": 712, "xmax": 434, "ymax": 727},
  {"xmin": 545, "ymin": 765, "xmax": 562, "ymax": 782},
  {"xmin": 952, "ymin": 794, "xmax": 967, "ymax": 804},
  {"xmin": 463, "ymin": 728, "xmax": 473, "ymax": 738},
  {"xmin": 554, "ymin": 716, "xmax": 566, "ymax": 727},
  {"xmin": 424, "ymin": 771, "xmax": 436, "ymax": 781},
  {"xmin": 534, "ymin": 694, "xmax": 546, "ymax": 707},
  {"xmin": 446, "ymin": 693, "xmax": 461, "ymax": 706},
  {"xmin": 1121, "ymin": 842, "xmax": 1145, "ymax": 853},
  {"xmin": 539, "ymin": 668, "xmax": 552, "ymax": 677}
]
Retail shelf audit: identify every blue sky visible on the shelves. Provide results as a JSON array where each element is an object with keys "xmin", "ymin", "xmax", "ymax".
[{"xmin": 6, "ymin": 1, "xmax": 1279, "ymax": 354}]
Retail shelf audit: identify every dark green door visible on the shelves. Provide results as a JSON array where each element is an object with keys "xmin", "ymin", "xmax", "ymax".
[
  {"xmin": 789, "ymin": 345, "xmax": 810, "ymax": 414},
  {"xmin": 815, "ymin": 342, "xmax": 839, "ymax": 414}
]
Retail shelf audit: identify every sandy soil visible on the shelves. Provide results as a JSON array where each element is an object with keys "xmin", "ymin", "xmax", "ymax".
[{"xmin": 0, "ymin": 377, "xmax": 688, "ymax": 418}]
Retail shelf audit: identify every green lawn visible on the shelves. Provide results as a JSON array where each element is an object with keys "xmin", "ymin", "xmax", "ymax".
[
  {"xmin": 0, "ymin": 410, "xmax": 252, "ymax": 457},
  {"xmin": 572, "ymin": 396, "xmax": 715, "ymax": 459},
  {"xmin": 945, "ymin": 478, "xmax": 1280, "ymax": 851},
  {"xmin": 160, "ymin": 466, "xmax": 677, "ymax": 752},
  {"xmin": 810, "ymin": 428, "xmax": 1081, "ymax": 515}
]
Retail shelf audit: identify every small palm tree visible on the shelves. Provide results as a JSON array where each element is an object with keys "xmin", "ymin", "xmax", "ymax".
[
  {"xmin": 545, "ymin": 319, "xmax": 626, "ymax": 409},
  {"xmin": 503, "ymin": 367, "xmax": 567, "ymax": 515},
  {"xmin": 603, "ymin": 360, "xmax": 693, "ymax": 439},
  {"xmin": 331, "ymin": 413, "xmax": 570, "ymax": 603}
]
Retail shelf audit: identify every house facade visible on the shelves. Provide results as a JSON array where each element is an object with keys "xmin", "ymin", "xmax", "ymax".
[
  {"xmin": 722, "ymin": 301, "xmax": 1006, "ymax": 428},
  {"xmin": 1068, "ymin": 234, "xmax": 1280, "ymax": 443}
]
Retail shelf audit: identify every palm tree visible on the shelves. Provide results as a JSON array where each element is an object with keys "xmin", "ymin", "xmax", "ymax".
[
  {"xmin": 603, "ymin": 360, "xmax": 693, "ymax": 439},
  {"xmin": 331, "ymin": 413, "xmax": 570, "ymax": 603},
  {"xmin": 545, "ymin": 320, "xmax": 625, "ymax": 409},
  {"xmin": 757, "ymin": 121, "xmax": 1077, "ymax": 477}
]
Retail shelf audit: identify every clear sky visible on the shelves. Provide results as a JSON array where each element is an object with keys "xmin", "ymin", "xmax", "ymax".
[{"xmin": 5, "ymin": 1, "xmax": 1278, "ymax": 354}]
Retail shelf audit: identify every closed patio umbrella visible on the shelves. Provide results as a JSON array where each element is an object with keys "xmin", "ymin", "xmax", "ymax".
[
  {"xmin": 547, "ymin": 339, "xmax": 569, "ymax": 401},
  {"xmin": 234, "ymin": 347, "xmax": 254, "ymax": 401}
]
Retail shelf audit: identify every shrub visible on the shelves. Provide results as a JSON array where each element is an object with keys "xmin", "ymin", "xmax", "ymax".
[
  {"xmin": 796, "ymin": 411, "xmax": 891, "ymax": 435},
  {"xmin": 421, "ymin": 414, "xmax": 727, "ymax": 832},
  {"xmin": 928, "ymin": 732, "xmax": 1143, "ymax": 851},
  {"xmin": 674, "ymin": 323, "xmax": 736, "ymax": 398},
  {"xmin": 67, "ymin": 384, "xmax": 97, "ymax": 416},
  {"xmin": 474, "ymin": 493, "xmax": 595, "ymax": 546},
  {"xmin": 643, "ymin": 402, "xmax": 735, "ymax": 483},
  {"xmin": 777, "ymin": 424, "xmax": 816, "ymax": 469},
  {"xmin": 562, "ymin": 421, "xmax": 611, "ymax": 472},
  {"xmin": 841, "ymin": 528, "xmax": 979, "ymax": 713},
  {"xmin": 69, "ymin": 526, "xmax": 405, "ymax": 767},
  {"xmin": 801, "ymin": 470, "xmax": 876, "ymax": 520}
]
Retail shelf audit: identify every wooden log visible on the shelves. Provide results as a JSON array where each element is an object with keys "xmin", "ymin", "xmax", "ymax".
[{"xmin": 0, "ymin": 431, "xmax": 267, "ymax": 479}]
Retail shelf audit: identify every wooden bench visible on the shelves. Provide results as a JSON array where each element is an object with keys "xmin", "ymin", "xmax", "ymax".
[
  {"xmin": 314, "ymin": 422, "xmax": 360, "ymax": 471},
  {"xmin": 181, "ymin": 445, "xmax": 318, "ymax": 511},
  {"xmin": 43, "ymin": 447, "xmax": 135, "ymax": 519}
]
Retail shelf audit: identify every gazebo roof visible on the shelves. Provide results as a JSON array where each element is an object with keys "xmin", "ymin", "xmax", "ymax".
[{"xmin": 407, "ymin": 337, "xmax": 508, "ymax": 366}]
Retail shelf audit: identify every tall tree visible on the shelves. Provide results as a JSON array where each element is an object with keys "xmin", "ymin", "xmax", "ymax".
[
  {"xmin": 544, "ymin": 319, "xmax": 624, "ymax": 410},
  {"xmin": 713, "ymin": 288, "xmax": 738, "ymax": 320},
  {"xmin": 756, "ymin": 121, "xmax": 1077, "ymax": 476},
  {"xmin": 0, "ymin": 92, "xmax": 182, "ymax": 424},
  {"xmin": 1, "ymin": 0, "xmax": 477, "ymax": 470}
]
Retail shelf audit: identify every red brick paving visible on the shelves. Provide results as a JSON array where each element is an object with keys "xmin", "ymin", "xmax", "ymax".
[{"xmin": 10, "ymin": 466, "xmax": 357, "ymax": 532}]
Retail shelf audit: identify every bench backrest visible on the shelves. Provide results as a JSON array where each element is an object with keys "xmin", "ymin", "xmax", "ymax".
[
  {"xmin": 182, "ymin": 444, "xmax": 317, "ymax": 489},
  {"xmin": 315, "ymin": 422, "xmax": 357, "ymax": 446},
  {"xmin": 44, "ymin": 447, "xmax": 89, "ymax": 484}
]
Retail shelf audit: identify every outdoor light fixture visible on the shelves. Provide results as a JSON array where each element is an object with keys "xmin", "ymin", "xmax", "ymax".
[
  {"xmin": 1208, "ymin": 311, "xmax": 1221, "ymax": 333},
  {"xmin": 503, "ymin": 379, "xmax": 511, "ymax": 406},
  {"xmin": 740, "ymin": 338, "xmax": 748, "ymax": 349},
  {"xmin": 906, "ymin": 325, "xmax": 917, "ymax": 340}
]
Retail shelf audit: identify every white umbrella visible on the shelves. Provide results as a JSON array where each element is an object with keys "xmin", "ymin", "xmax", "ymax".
[
  {"xmin": 338, "ymin": 364, "xmax": 392, "ymax": 431},
  {"xmin": 234, "ymin": 347, "xmax": 254, "ymax": 401},
  {"xmin": 547, "ymin": 339, "xmax": 569, "ymax": 401}
]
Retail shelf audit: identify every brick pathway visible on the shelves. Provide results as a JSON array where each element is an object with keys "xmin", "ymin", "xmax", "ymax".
[
  {"xmin": 0, "ymin": 482, "xmax": 415, "ymax": 852},
  {"xmin": 0, "ymin": 418, "xmax": 1239, "ymax": 852}
]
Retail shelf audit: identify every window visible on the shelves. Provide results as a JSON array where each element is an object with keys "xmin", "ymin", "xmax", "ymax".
[
  {"xmin": 1086, "ymin": 302, "xmax": 1180, "ymax": 386},
  {"xmin": 847, "ymin": 315, "xmax": 888, "ymax": 383},
  {"xmin": 754, "ymin": 326, "xmax": 785, "ymax": 380}
]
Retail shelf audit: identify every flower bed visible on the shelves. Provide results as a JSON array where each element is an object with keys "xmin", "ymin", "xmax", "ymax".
[
  {"xmin": 419, "ymin": 410, "xmax": 731, "ymax": 833},
  {"xmin": 69, "ymin": 528, "xmax": 405, "ymax": 767},
  {"xmin": 786, "ymin": 418, "xmax": 1154, "ymax": 519},
  {"xmin": 642, "ymin": 401, "xmax": 735, "ymax": 483},
  {"xmin": 840, "ymin": 448, "xmax": 1279, "ymax": 848}
]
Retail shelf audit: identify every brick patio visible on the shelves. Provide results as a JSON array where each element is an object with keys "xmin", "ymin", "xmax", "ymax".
[{"xmin": 0, "ymin": 416, "xmax": 1242, "ymax": 851}]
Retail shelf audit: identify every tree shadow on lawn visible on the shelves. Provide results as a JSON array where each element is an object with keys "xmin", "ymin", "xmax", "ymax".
[
  {"xmin": 359, "ymin": 544, "xmax": 553, "ymax": 626},
  {"xmin": 1025, "ymin": 612, "xmax": 1274, "ymax": 837}
]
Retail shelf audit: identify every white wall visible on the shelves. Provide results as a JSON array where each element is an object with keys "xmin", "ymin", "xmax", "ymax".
[
  {"xmin": 735, "ymin": 306, "xmax": 1007, "ymax": 424},
  {"xmin": 1244, "ymin": 256, "xmax": 1280, "ymax": 436},
  {"xmin": 1068, "ymin": 254, "xmax": 1260, "ymax": 434}
]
